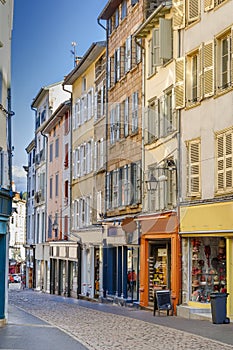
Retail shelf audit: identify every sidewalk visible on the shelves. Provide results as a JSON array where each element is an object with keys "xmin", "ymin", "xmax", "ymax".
[{"xmin": 0, "ymin": 303, "xmax": 87, "ymax": 350}]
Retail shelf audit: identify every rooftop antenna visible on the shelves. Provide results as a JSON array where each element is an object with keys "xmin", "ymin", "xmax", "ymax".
[{"xmin": 71, "ymin": 41, "xmax": 77, "ymax": 68}]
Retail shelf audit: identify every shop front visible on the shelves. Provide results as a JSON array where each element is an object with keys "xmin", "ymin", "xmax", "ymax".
[
  {"xmin": 50, "ymin": 242, "xmax": 81, "ymax": 298},
  {"xmin": 102, "ymin": 217, "xmax": 140, "ymax": 302},
  {"xmin": 179, "ymin": 201, "xmax": 233, "ymax": 320},
  {"xmin": 138, "ymin": 211, "xmax": 180, "ymax": 313}
]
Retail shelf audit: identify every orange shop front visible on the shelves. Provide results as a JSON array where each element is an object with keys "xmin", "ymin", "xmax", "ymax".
[{"xmin": 137, "ymin": 212, "xmax": 181, "ymax": 313}]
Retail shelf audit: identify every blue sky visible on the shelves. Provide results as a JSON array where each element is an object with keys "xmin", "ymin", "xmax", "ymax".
[{"xmin": 11, "ymin": 0, "xmax": 107, "ymax": 191}]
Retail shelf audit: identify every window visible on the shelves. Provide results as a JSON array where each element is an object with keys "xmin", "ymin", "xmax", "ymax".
[
  {"xmin": 64, "ymin": 180, "xmax": 69, "ymax": 205},
  {"xmin": 148, "ymin": 39, "xmax": 156, "ymax": 76},
  {"xmin": 164, "ymin": 89, "xmax": 175, "ymax": 133},
  {"xmin": 106, "ymin": 163, "xmax": 141, "ymax": 210},
  {"xmin": 82, "ymin": 76, "xmax": 86, "ymax": 92},
  {"xmin": 132, "ymin": 92, "xmax": 138, "ymax": 133},
  {"xmin": 80, "ymin": 95, "xmax": 87, "ymax": 124},
  {"xmin": 216, "ymin": 129, "xmax": 233, "ymax": 193},
  {"xmin": 152, "ymin": 19, "xmax": 172, "ymax": 68},
  {"xmin": 49, "ymin": 177, "xmax": 53, "ymax": 199},
  {"xmin": 110, "ymin": 104, "xmax": 121, "ymax": 144},
  {"xmin": 147, "ymin": 163, "xmax": 176, "ymax": 212},
  {"xmin": 114, "ymin": 48, "xmax": 121, "ymax": 82},
  {"xmin": 131, "ymin": 0, "xmax": 139, "ymax": 5},
  {"xmin": 146, "ymin": 99, "xmax": 158, "ymax": 144},
  {"xmin": 186, "ymin": 139, "xmax": 201, "ymax": 197},
  {"xmin": 205, "ymin": 0, "xmax": 227, "ymax": 12},
  {"xmin": 125, "ymin": 36, "xmax": 131, "ymax": 73},
  {"xmin": 115, "ymin": 8, "xmax": 119, "ymax": 28},
  {"xmin": 121, "ymin": 0, "xmax": 127, "ymax": 20},
  {"xmin": 76, "ymin": 196, "xmax": 91, "ymax": 228},
  {"xmin": 96, "ymin": 85, "xmax": 105, "ymax": 120},
  {"xmin": 64, "ymin": 143, "xmax": 69, "ymax": 168},
  {"xmin": 49, "ymin": 143, "xmax": 53, "ymax": 162},
  {"xmin": 123, "ymin": 98, "xmax": 129, "ymax": 137},
  {"xmin": 73, "ymin": 99, "xmax": 80, "ymax": 129},
  {"xmin": 55, "ymin": 174, "xmax": 59, "ymax": 197},
  {"xmin": 87, "ymin": 88, "xmax": 93, "ymax": 120},
  {"xmin": 41, "ymin": 109, "xmax": 46, "ymax": 123},
  {"xmin": 64, "ymin": 112, "xmax": 69, "ymax": 134},
  {"xmin": 108, "ymin": 18, "xmax": 112, "ymax": 36},
  {"xmin": 186, "ymin": 48, "xmax": 202, "ymax": 105},
  {"xmin": 216, "ymin": 30, "xmax": 232, "ymax": 92},
  {"xmin": 55, "ymin": 138, "xmax": 59, "ymax": 158}
]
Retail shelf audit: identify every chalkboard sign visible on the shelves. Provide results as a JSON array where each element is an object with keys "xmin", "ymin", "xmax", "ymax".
[{"xmin": 153, "ymin": 290, "xmax": 173, "ymax": 316}]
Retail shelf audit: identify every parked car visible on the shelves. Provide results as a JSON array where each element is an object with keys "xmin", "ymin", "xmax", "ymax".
[{"xmin": 12, "ymin": 274, "xmax": 21, "ymax": 283}]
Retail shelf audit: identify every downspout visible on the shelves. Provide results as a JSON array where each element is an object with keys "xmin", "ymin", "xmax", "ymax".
[
  {"xmin": 97, "ymin": 18, "xmax": 108, "ymax": 216},
  {"xmin": 97, "ymin": 17, "xmax": 108, "ymax": 298},
  {"xmin": 7, "ymin": 88, "xmax": 14, "ymax": 190}
]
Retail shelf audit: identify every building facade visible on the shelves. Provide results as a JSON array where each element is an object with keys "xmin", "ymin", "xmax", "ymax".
[
  {"xmin": 31, "ymin": 82, "xmax": 70, "ymax": 292},
  {"xmin": 64, "ymin": 42, "xmax": 106, "ymax": 299},
  {"xmin": 0, "ymin": 0, "xmax": 14, "ymax": 325},
  {"xmin": 24, "ymin": 139, "xmax": 36, "ymax": 289},
  {"xmin": 98, "ymin": 0, "xmax": 146, "ymax": 302},
  {"xmin": 174, "ymin": 0, "xmax": 233, "ymax": 321}
]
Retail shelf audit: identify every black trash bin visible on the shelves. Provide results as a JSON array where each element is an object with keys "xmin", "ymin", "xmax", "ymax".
[{"xmin": 210, "ymin": 292, "xmax": 229, "ymax": 324}]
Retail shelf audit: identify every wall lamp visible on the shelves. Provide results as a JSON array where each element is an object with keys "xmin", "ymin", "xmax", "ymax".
[{"xmin": 146, "ymin": 159, "xmax": 177, "ymax": 192}]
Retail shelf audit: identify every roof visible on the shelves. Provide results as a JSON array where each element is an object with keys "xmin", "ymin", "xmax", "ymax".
[
  {"xmin": 134, "ymin": 2, "xmax": 172, "ymax": 39},
  {"xmin": 41, "ymin": 100, "xmax": 71, "ymax": 134},
  {"xmin": 31, "ymin": 81, "xmax": 63, "ymax": 108},
  {"xmin": 98, "ymin": 0, "xmax": 122, "ymax": 20},
  {"xmin": 63, "ymin": 41, "xmax": 106, "ymax": 85}
]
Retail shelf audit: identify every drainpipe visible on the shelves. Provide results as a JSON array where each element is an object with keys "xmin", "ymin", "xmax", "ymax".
[
  {"xmin": 7, "ymin": 88, "xmax": 14, "ymax": 190},
  {"xmin": 97, "ymin": 17, "xmax": 108, "ymax": 298}
]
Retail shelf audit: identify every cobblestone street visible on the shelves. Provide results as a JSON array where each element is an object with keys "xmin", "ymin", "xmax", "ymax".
[{"xmin": 8, "ymin": 289, "xmax": 233, "ymax": 350}]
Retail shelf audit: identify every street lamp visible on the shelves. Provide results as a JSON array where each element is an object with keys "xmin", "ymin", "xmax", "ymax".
[{"xmin": 146, "ymin": 174, "xmax": 158, "ymax": 191}]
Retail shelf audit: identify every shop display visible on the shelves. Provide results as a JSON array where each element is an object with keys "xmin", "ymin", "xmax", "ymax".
[
  {"xmin": 148, "ymin": 247, "xmax": 168, "ymax": 302},
  {"xmin": 191, "ymin": 238, "xmax": 226, "ymax": 303}
]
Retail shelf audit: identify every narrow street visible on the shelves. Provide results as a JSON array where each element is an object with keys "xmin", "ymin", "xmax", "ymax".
[{"xmin": 6, "ymin": 288, "xmax": 233, "ymax": 350}]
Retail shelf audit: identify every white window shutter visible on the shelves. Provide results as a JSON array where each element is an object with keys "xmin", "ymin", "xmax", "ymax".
[
  {"xmin": 188, "ymin": 0, "xmax": 200, "ymax": 23},
  {"xmin": 231, "ymin": 27, "xmax": 233, "ymax": 86},
  {"xmin": 203, "ymin": 41, "xmax": 214, "ymax": 98},
  {"xmin": 175, "ymin": 57, "xmax": 185, "ymax": 109},
  {"xmin": 152, "ymin": 28, "xmax": 160, "ymax": 67},
  {"xmin": 159, "ymin": 18, "xmax": 172, "ymax": 60},
  {"xmin": 173, "ymin": 0, "xmax": 185, "ymax": 30},
  {"xmin": 204, "ymin": 0, "xmax": 214, "ymax": 12}
]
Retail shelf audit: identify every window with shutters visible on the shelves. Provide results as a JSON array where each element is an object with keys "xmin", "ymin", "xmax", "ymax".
[
  {"xmin": 115, "ymin": 8, "xmax": 119, "ymax": 28},
  {"xmin": 216, "ymin": 129, "xmax": 233, "ymax": 194},
  {"xmin": 123, "ymin": 98, "xmax": 129, "ymax": 137},
  {"xmin": 87, "ymin": 88, "xmax": 93, "ymax": 120},
  {"xmin": 175, "ymin": 58, "xmax": 185, "ymax": 109},
  {"xmin": 121, "ymin": 0, "xmax": 127, "ymax": 20},
  {"xmin": 216, "ymin": 30, "xmax": 232, "ymax": 93},
  {"xmin": 125, "ymin": 36, "xmax": 131, "ymax": 73},
  {"xmin": 132, "ymin": 91, "xmax": 138, "ymax": 133},
  {"xmin": 186, "ymin": 139, "xmax": 201, "ymax": 197},
  {"xmin": 203, "ymin": 41, "xmax": 214, "ymax": 98},
  {"xmin": 114, "ymin": 48, "xmax": 121, "ymax": 82},
  {"xmin": 205, "ymin": 0, "xmax": 227, "ymax": 12},
  {"xmin": 186, "ymin": 49, "xmax": 202, "ymax": 105},
  {"xmin": 148, "ymin": 39, "xmax": 156, "ymax": 76},
  {"xmin": 187, "ymin": 0, "xmax": 200, "ymax": 24},
  {"xmin": 110, "ymin": 104, "xmax": 121, "ymax": 144},
  {"xmin": 64, "ymin": 143, "xmax": 69, "ymax": 168},
  {"xmin": 76, "ymin": 196, "xmax": 92, "ymax": 228}
]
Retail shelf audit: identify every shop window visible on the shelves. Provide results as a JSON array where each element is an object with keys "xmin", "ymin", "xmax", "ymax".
[{"xmin": 191, "ymin": 237, "xmax": 226, "ymax": 303}]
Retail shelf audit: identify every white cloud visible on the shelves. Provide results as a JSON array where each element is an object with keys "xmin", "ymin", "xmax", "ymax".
[{"xmin": 12, "ymin": 165, "xmax": 27, "ymax": 192}]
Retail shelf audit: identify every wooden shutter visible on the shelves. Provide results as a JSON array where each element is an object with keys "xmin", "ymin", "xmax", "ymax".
[
  {"xmin": 217, "ymin": 134, "xmax": 224, "ymax": 191},
  {"xmin": 160, "ymin": 18, "xmax": 172, "ymax": 60},
  {"xmin": 152, "ymin": 28, "xmax": 160, "ymax": 67},
  {"xmin": 175, "ymin": 57, "xmax": 185, "ymax": 109},
  {"xmin": 187, "ymin": 140, "xmax": 200, "ymax": 196},
  {"xmin": 204, "ymin": 0, "xmax": 214, "ymax": 12},
  {"xmin": 188, "ymin": 0, "xmax": 200, "ymax": 23},
  {"xmin": 225, "ymin": 132, "xmax": 233, "ymax": 189},
  {"xmin": 203, "ymin": 41, "xmax": 214, "ymax": 97},
  {"xmin": 231, "ymin": 27, "xmax": 233, "ymax": 86},
  {"xmin": 173, "ymin": 0, "xmax": 185, "ymax": 30},
  {"xmin": 198, "ymin": 44, "xmax": 203, "ymax": 100},
  {"xmin": 120, "ymin": 46, "xmax": 125, "ymax": 78}
]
